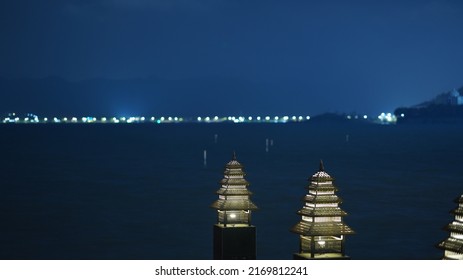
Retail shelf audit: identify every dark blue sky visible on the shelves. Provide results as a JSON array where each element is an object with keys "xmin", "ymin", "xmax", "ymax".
[{"xmin": 1, "ymin": 0, "xmax": 463, "ymax": 116}]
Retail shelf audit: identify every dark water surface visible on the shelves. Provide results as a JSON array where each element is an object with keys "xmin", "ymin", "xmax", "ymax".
[{"xmin": 0, "ymin": 122, "xmax": 462, "ymax": 259}]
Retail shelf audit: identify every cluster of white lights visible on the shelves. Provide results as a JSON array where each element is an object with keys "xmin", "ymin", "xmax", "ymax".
[
  {"xmin": 196, "ymin": 115, "xmax": 311, "ymax": 123},
  {"xmin": 2, "ymin": 113, "xmax": 40, "ymax": 123},
  {"xmin": 1, "ymin": 115, "xmax": 184, "ymax": 124},
  {"xmin": 377, "ymin": 112, "xmax": 397, "ymax": 123}
]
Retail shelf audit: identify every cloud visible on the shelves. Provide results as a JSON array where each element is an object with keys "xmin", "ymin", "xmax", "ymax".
[
  {"xmin": 60, "ymin": 0, "xmax": 227, "ymax": 18},
  {"xmin": 410, "ymin": 0, "xmax": 463, "ymax": 20},
  {"xmin": 107, "ymin": 0, "xmax": 226, "ymax": 12}
]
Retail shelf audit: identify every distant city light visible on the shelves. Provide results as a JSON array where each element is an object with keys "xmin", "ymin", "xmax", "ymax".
[
  {"xmin": 377, "ymin": 112, "xmax": 396, "ymax": 123},
  {"xmin": 0, "ymin": 113, "xmax": 391, "ymax": 125}
]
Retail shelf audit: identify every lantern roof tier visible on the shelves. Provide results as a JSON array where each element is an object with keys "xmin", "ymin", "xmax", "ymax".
[
  {"xmin": 210, "ymin": 200, "xmax": 258, "ymax": 211},
  {"xmin": 297, "ymin": 207, "xmax": 347, "ymax": 217},
  {"xmin": 291, "ymin": 221, "xmax": 355, "ymax": 236},
  {"xmin": 216, "ymin": 188, "xmax": 253, "ymax": 196}
]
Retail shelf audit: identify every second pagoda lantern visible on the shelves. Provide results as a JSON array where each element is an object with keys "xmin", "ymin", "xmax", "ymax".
[{"xmin": 291, "ymin": 161, "xmax": 355, "ymax": 259}]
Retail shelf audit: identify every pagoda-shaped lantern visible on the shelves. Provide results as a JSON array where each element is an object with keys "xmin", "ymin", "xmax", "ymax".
[
  {"xmin": 291, "ymin": 161, "xmax": 355, "ymax": 259},
  {"xmin": 211, "ymin": 152, "xmax": 258, "ymax": 259},
  {"xmin": 437, "ymin": 194, "xmax": 463, "ymax": 260}
]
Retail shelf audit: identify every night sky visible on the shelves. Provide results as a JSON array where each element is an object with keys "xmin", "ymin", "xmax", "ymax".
[{"xmin": 1, "ymin": 0, "xmax": 463, "ymax": 116}]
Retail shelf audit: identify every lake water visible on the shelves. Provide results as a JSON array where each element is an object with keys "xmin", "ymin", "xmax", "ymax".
[{"xmin": 0, "ymin": 122, "xmax": 462, "ymax": 259}]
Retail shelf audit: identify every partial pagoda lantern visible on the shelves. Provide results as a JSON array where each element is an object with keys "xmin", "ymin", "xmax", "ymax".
[
  {"xmin": 437, "ymin": 194, "xmax": 463, "ymax": 260},
  {"xmin": 210, "ymin": 152, "xmax": 258, "ymax": 259},
  {"xmin": 291, "ymin": 160, "xmax": 355, "ymax": 259}
]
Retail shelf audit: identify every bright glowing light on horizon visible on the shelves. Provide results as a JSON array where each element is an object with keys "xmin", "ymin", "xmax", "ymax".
[
  {"xmin": 197, "ymin": 117, "xmax": 202, "ymax": 121},
  {"xmin": 378, "ymin": 112, "xmax": 396, "ymax": 123}
]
